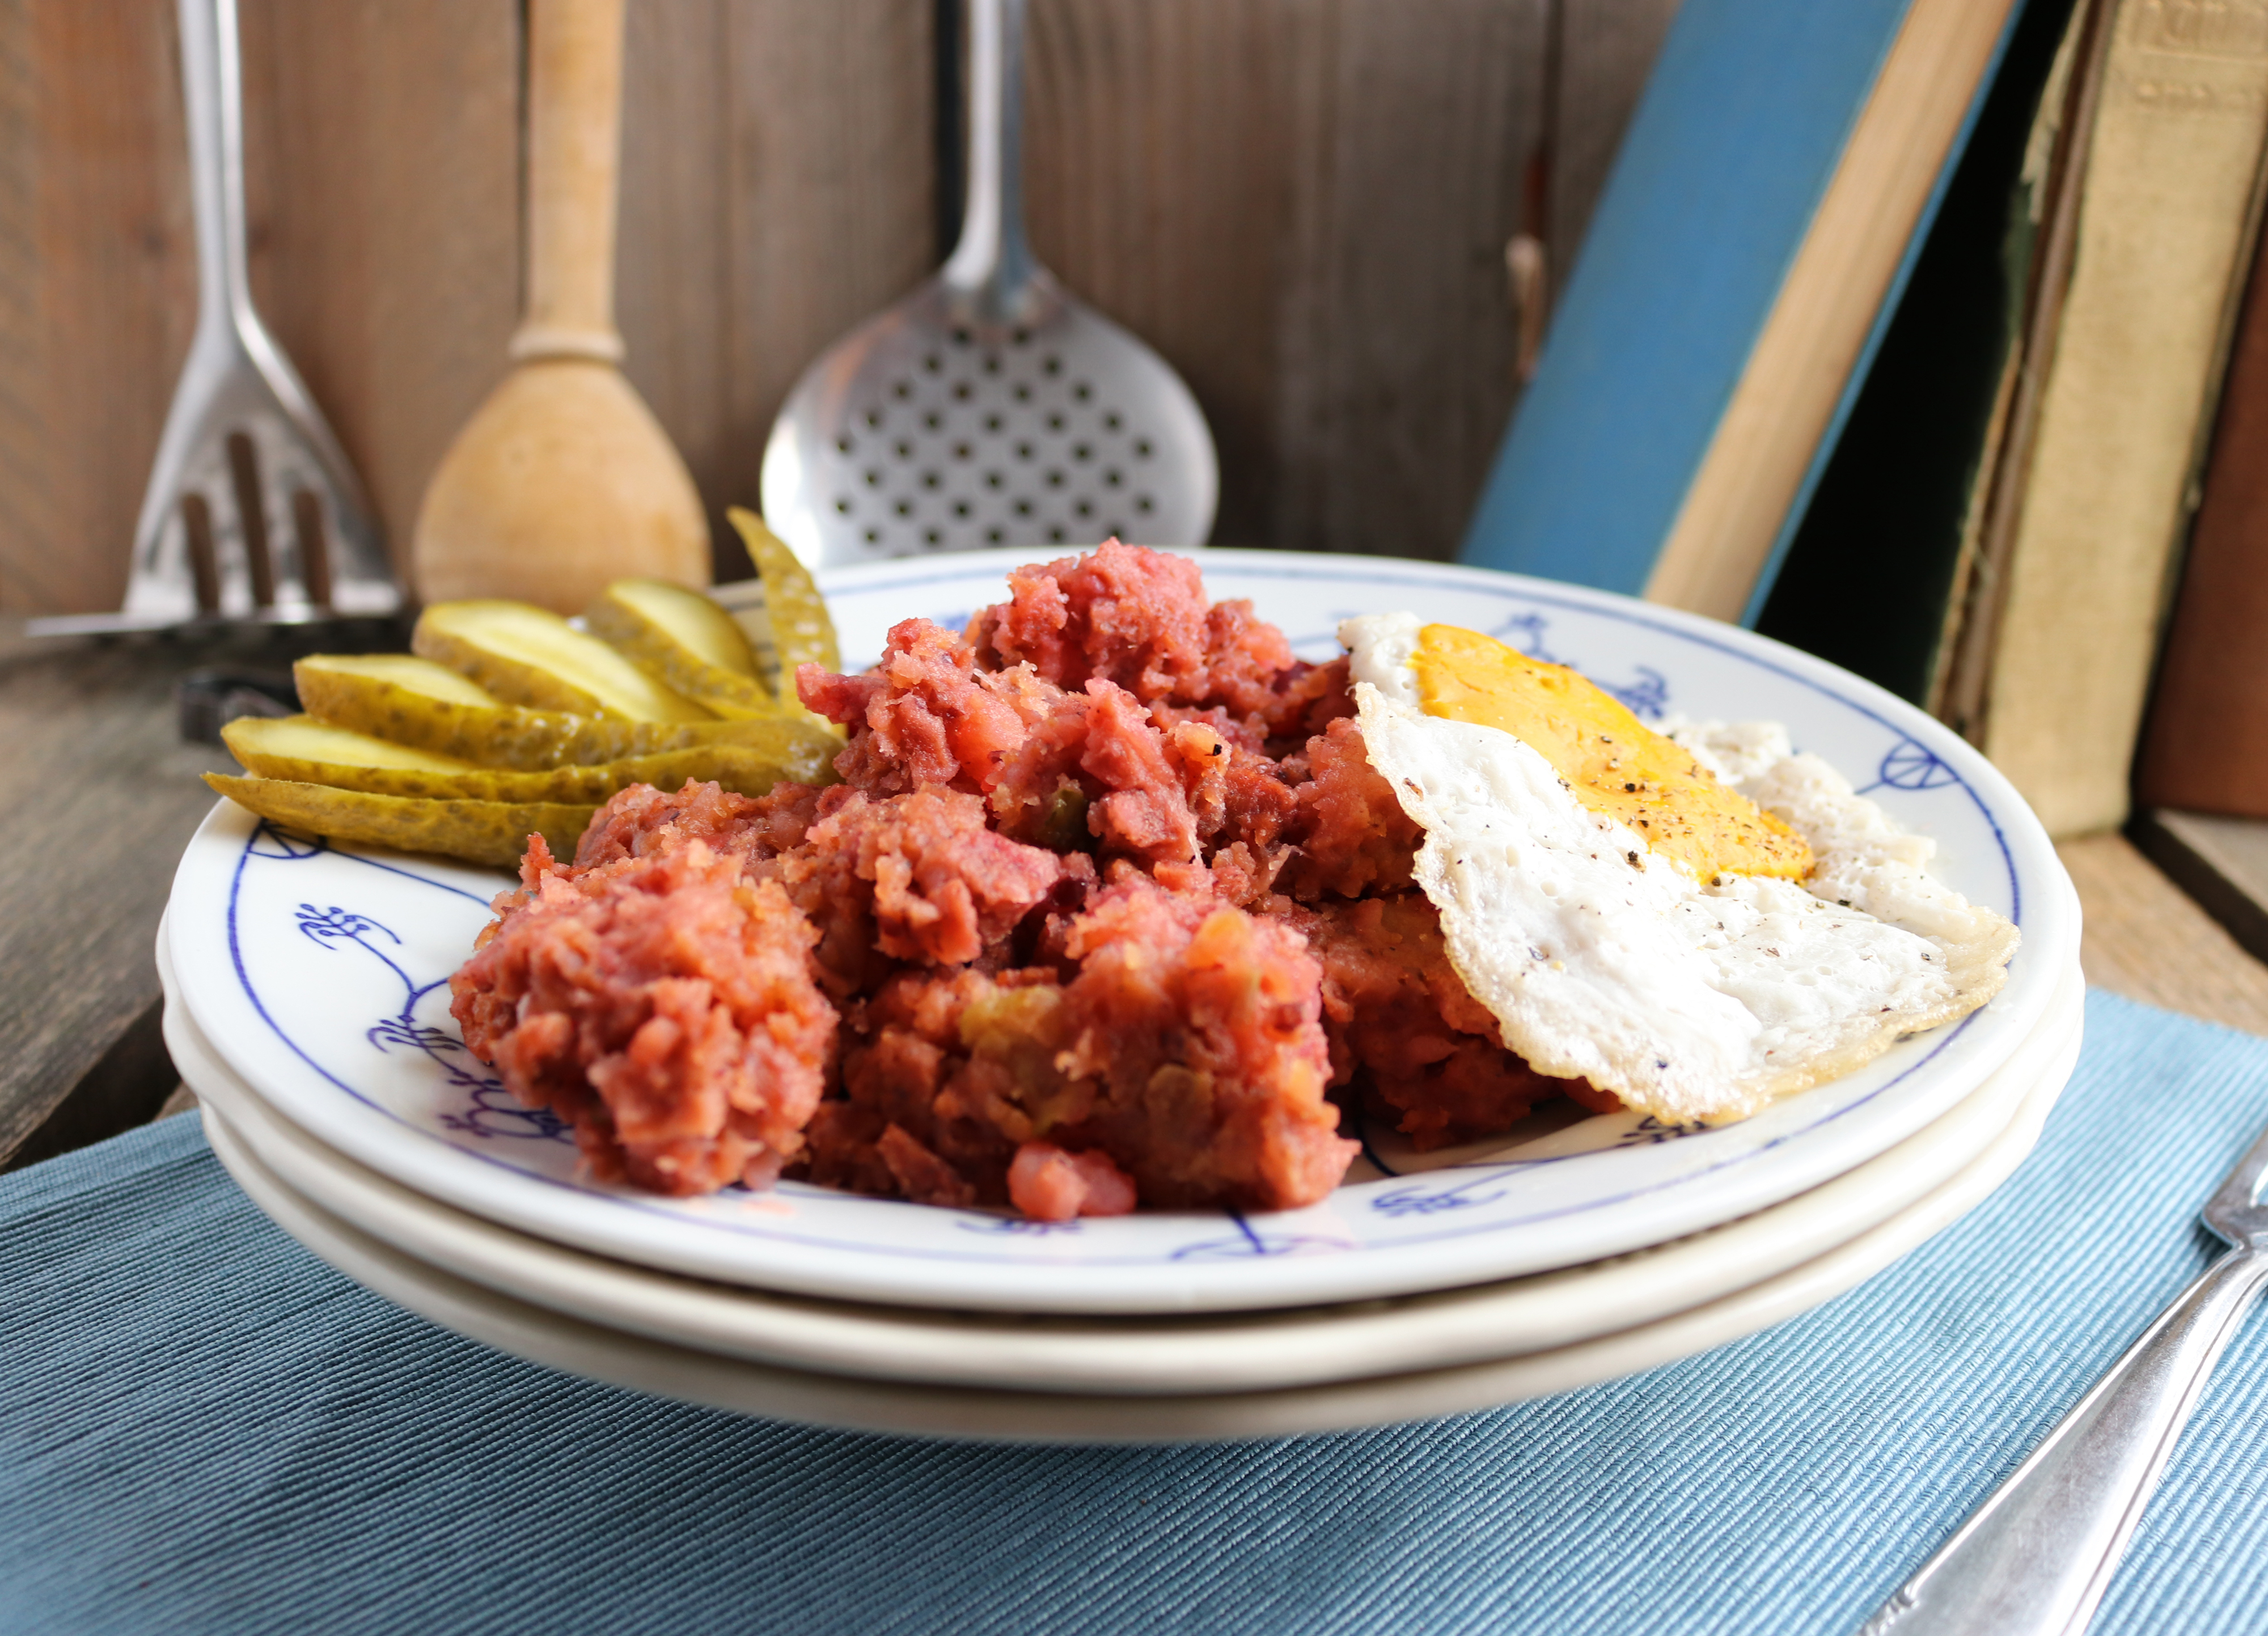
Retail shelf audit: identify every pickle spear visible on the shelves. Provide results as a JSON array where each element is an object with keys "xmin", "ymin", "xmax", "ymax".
[
  {"xmin": 727, "ymin": 508, "xmax": 839, "ymax": 723},
  {"xmin": 225, "ymin": 714, "xmax": 828, "ymax": 803},
  {"xmin": 294, "ymin": 654, "xmax": 840, "ymax": 775},
  {"xmin": 413, "ymin": 600, "xmax": 717, "ymax": 722},
  {"xmin": 206, "ymin": 774, "xmax": 596, "ymax": 870},
  {"xmin": 585, "ymin": 578, "xmax": 775, "ymax": 719},
  {"xmin": 225, "ymin": 714, "xmax": 483, "ymax": 778}
]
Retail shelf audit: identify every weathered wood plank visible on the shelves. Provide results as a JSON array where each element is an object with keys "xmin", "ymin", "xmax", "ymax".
[
  {"xmin": 0, "ymin": 635, "xmax": 242, "ymax": 1166},
  {"xmin": 2131, "ymin": 808, "xmax": 2268, "ymax": 975},
  {"xmin": 619, "ymin": 0, "xmax": 936, "ymax": 580},
  {"xmin": 0, "ymin": 1, "xmax": 519, "ymax": 615},
  {"xmin": 1023, "ymin": 0, "xmax": 1669, "ymax": 563},
  {"xmin": 2059, "ymin": 832, "xmax": 2268, "ymax": 1037},
  {"xmin": 236, "ymin": 0, "xmax": 523, "ymax": 585},
  {"xmin": 0, "ymin": 0, "xmax": 193, "ymax": 614},
  {"xmin": 2, "ymin": 0, "xmax": 1678, "ymax": 608},
  {"xmin": 1271, "ymin": 0, "xmax": 1546, "ymax": 560},
  {"xmin": 1023, "ymin": 0, "xmax": 1296, "ymax": 549},
  {"xmin": 618, "ymin": 0, "xmax": 737, "ymax": 573}
]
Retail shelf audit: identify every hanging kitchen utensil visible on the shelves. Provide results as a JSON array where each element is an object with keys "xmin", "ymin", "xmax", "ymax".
[
  {"xmin": 409, "ymin": 0, "xmax": 710, "ymax": 614},
  {"xmin": 30, "ymin": 0, "xmax": 397, "ymax": 637},
  {"xmin": 759, "ymin": 0, "xmax": 1216, "ymax": 569}
]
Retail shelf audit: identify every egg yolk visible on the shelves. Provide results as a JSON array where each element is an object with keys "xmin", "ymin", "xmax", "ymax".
[{"xmin": 1410, "ymin": 623, "xmax": 1813, "ymax": 881}]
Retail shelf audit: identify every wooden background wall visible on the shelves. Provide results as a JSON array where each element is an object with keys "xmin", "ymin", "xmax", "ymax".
[{"xmin": 0, "ymin": 0, "xmax": 1679, "ymax": 614}]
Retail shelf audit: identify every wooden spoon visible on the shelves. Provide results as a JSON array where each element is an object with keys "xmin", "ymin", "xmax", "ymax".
[{"xmin": 409, "ymin": 0, "xmax": 708, "ymax": 613}]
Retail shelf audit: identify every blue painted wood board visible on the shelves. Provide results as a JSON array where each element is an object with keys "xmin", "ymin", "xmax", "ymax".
[{"xmin": 1458, "ymin": 0, "xmax": 2016, "ymax": 618}]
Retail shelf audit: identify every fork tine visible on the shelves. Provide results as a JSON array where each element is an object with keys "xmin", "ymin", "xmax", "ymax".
[
  {"xmin": 61, "ymin": 0, "xmax": 399, "ymax": 635},
  {"xmin": 225, "ymin": 430, "xmax": 277, "ymax": 608},
  {"xmin": 181, "ymin": 493, "xmax": 222, "ymax": 614},
  {"xmin": 293, "ymin": 489, "xmax": 332, "ymax": 608}
]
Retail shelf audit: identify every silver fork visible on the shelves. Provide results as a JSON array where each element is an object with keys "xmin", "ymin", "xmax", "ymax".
[
  {"xmin": 1860, "ymin": 1118, "xmax": 2268, "ymax": 1635},
  {"xmin": 29, "ymin": 0, "xmax": 396, "ymax": 637}
]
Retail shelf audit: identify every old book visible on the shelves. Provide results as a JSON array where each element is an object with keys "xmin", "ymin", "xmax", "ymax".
[
  {"xmin": 1458, "ymin": 0, "xmax": 2025, "ymax": 622},
  {"xmin": 1926, "ymin": 0, "xmax": 2120, "ymax": 735},
  {"xmin": 1948, "ymin": 0, "xmax": 2268, "ymax": 836},
  {"xmin": 1753, "ymin": 0, "xmax": 2088, "ymax": 705},
  {"xmin": 2134, "ymin": 173, "xmax": 2268, "ymax": 816},
  {"xmin": 1925, "ymin": 0, "xmax": 2112, "ymax": 724}
]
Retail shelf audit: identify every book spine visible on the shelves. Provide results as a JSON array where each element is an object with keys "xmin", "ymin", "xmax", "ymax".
[
  {"xmin": 1972, "ymin": 0, "xmax": 2268, "ymax": 836},
  {"xmin": 1457, "ymin": 0, "xmax": 1918, "ymax": 596},
  {"xmin": 2134, "ymin": 134, "xmax": 2268, "ymax": 813},
  {"xmin": 1933, "ymin": 0, "xmax": 2119, "ymax": 732},
  {"xmin": 1646, "ymin": 0, "xmax": 2021, "ymax": 622}
]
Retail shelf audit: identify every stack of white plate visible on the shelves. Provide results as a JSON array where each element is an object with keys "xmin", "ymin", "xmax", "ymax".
[{"xmin": 162, "ymin": 552, "xmax": 2085, "ymax": 1444}]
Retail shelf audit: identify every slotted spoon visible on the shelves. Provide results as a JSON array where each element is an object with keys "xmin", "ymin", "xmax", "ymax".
[
  {"xmin": 31, "ymin": 0, "xmax": 395, "ymax": 636},
  {"xmin": 759, "ymin": 0, "xmax": 1216, "ymax": 569}
]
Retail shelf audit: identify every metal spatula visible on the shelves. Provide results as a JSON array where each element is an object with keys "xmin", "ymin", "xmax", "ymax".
[
  {"xmin": 31, "ymin": 0, "xmax": 396, "ymax": 637},
  {"xmin": 759, "ymin": 0, "xmax": 1216, "ymax": 569}
]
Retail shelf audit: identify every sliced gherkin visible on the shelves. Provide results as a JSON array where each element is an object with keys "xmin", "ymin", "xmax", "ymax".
[
  {"xmin": 294, "ymin": 654, "xmax": 839, "ymax": 776},
  {"xmin": 413, "ymin": 599, "xmax": 717, "ymax": 722},
  {"xmin": 206, "ymin": 773, "xmax": 596, "ymax": 870},
  {"xmin": 727, "ymin": 507, "xmax": 841, "ymax": 725},
  {"xmin": 585, "ymin": 577, "xmax": 776, "ymax": 719},
  {"xmin": 224, "ymin": 714, "xmax": 830, "ymax": 803}
]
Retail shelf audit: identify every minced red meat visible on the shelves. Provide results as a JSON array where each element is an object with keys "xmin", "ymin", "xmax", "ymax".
[
  {"xmin": 1053, "ymin": 872, "xmax": 1353, "ymax": 1209},
  {"xmin": 802, "ymin": 871, "xmax": 1350, "ymax": 1213},
  {"xmin": 767, "ymin": 785, "xmax": 1069, "ymax": 994},
  {"xmin": 960, "ymin": 539, "xmax": 1352, "ymax": 745},
  {"xmin": 451, "ymin": 836, "xmax": 836, "ymax": 1194},
  {"xmin": 451, "ymin": 540, "xmax": 1611, "ymax": 1218},
  {"xmin": 573, "ymin": 777, "xmax": 824, "ymax": 871},
  {"xmin": 1279, "ymin": 893, "xmax": 1614, "ymax": 1148},
  {"xmin": 1279, "ymin": 716, "xmax": 1420, "ymax": 901},
  {"xmin": 798, "ymin": 618, "xmax": 1050, "ymax": 799},
  {"xmin": 1008, "ymin": 1144, "xmax": 1138, "ymax": 1221},
  {"xmin": 802, "ymin": 617, "xmax": 1304, "ymax": 873}
]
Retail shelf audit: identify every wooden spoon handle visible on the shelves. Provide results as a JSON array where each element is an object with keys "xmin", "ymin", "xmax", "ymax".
[{"xmin": 511, "ymin": 0, "xmax": 627, "ymax": 364}]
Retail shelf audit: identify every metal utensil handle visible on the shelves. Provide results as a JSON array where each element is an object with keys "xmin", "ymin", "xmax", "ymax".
[
  {"xmin": 177, "ymin": 0, "xmax": 252, "ymax": 337},
  {"xmin": 1861, "ymin": 1245, "xmax": 2268, "ymax": 1636},
  {"xmin": 941, "ymin": 0, "xmax": 1034, "ymax": 311}
]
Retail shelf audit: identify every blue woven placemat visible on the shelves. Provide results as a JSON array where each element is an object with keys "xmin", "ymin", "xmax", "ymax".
[{"xmin": 5, "ymin": 987, "xmax": 2266, "ymax": 1636}]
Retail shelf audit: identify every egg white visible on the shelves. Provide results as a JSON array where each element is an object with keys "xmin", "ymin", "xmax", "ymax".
[{"xmin": 1343, "ymin": 613, "xmax": 2019, "ymax": 1125}]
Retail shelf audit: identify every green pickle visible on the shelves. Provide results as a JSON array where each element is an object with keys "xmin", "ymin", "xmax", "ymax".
[{"xmin": 728, "ymin": 508, "xmax": 842, "ymax": 728}]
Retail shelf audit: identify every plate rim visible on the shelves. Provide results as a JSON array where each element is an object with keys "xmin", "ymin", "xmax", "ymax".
[
  {"xmin": 175, "ymin": 953, "xmax": 2083, "ymax": 1394},
  {"xmin": 167, "ymin": 550, "xmax": 2078, "ymax": 1314},
  {"xmin": 200, "ymin": 1038, "xmax": 2075, "ymax": 1443}
]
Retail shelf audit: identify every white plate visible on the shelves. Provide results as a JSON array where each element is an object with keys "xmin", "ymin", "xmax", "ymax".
[
  {"xmin": 172, "ymin": 944, "xmax": 2081, "ymax": 1395},
  {"xmin": 166, "ymin": 550, "xmax": 2077, "ymax": 1314},
  {"xmin": 200, "ymin": 1035, "xmax": 2074, "ymax": 1443}
]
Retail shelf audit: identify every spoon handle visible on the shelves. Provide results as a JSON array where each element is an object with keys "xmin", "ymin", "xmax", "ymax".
[
  {"xmin": 1860, "ymin": 1245, "xmax": 2268, "ymax": 1636},
  {"xmin": 941, "ymin": 0, "xmax": 1036, "ymax": 312},
  {"xmin": 514, "ymin": 0, "xmax": 628, "ymax": 364}
]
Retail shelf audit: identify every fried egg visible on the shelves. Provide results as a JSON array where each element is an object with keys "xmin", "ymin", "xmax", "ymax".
[{"xmin": 1343, "ymin": 613, "xmax": 2019, "ymax": 1125}]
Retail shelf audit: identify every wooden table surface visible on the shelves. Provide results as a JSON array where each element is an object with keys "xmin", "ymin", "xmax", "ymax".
[
  {"xmin": 0, "ymin": 624, "xmax": 399, "ymax": 1168},
  {"xmin": 2, "ymin": 1, "xmax": 1682, "ymax": 621},
  {"xmin": 5, "ymin": 634, "xmax": 2264, "ymax": 1169},
  {"xmin": 2058, "ymin": 833, "xmax": 2268, "ymax": 1033}
]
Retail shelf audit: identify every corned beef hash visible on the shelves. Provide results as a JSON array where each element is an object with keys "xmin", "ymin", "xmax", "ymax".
[{"xmin": 448, "ymin": 544, "xmax": 2017, "ymax": 1221}]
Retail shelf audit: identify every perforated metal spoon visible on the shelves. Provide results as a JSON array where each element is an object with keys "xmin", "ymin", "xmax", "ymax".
[{"xmin": 759, "ymin": 0, "xmax": 1216, "ymax": 569}]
